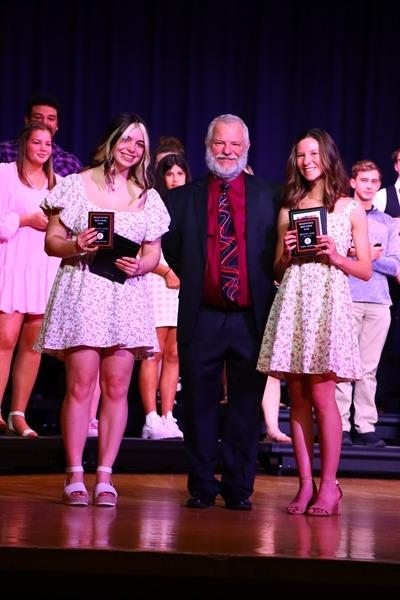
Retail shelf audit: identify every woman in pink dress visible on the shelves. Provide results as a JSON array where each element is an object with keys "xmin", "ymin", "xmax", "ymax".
[{"xmin": 0, "ymin": 123, "xmax": 60, "ymax": 436}]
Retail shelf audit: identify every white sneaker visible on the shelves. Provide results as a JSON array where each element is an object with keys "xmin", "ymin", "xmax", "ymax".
[
  {"xmin": 162, "ymin": 414, "xmax": 184, "ymax": 439},
  {"xmin": 87, "ymin": 419, "xmax": 99, "ymax": 438},
  {"xmin": 141, "ymin": 412, "xmax": 166, "ymax": 440}
]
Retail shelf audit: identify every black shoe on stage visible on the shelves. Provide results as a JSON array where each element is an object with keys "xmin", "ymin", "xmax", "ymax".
[
  {"xmin": 353, "ymin": 431, "xmax": 386, "ymax": 448},
  {"xmin": 342, "ymin": 431, "xmax": 353, "ymax": 446},
  {"xmin": 224, "ymin": 498, "xmax": 252, "ymax": 511},
  {"xmin": 186, "ymin": 495, "xmax": 215, "ymax": 509}
]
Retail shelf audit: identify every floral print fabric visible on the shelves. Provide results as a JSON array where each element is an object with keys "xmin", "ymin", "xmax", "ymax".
[{"xmin": 257, "ymin": 200, "xmax": 362, "ymax": 382}]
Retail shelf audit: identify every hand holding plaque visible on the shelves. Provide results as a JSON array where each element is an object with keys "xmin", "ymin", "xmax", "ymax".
[
  {"xmin": 288, "ymin": 206, "xmax": 327, "ymax": 257},
  {"xmin": 88, "ymin": 211, "xmax": 114, "ymax": 248},
  {"xmin": 88, "ymin": 233, "xmax": 141, "ymax": 284}
]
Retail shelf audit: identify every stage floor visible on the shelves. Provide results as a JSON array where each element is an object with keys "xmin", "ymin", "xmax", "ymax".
[{"xmin": 0, "ymin": 473, "xmax": 399, "ymax": 597}]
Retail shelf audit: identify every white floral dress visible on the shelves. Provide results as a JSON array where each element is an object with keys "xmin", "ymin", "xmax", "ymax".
[
  {"xmin": 257, "ymin": 200, "xmax": 361, "ymax": 382},
  {"xmin": 145, "ymin": 249, "xmax": 178, "ymax": 327},
  {"xmin": 34, "ymin": 174, "xmax": 170, "ymax": 359}
]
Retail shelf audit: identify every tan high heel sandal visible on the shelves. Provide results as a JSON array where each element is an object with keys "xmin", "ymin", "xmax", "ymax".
[
  {"xmin": 307, "ymin": 480, "xmax": 343, "ymax": 516},
  {"xmin": 286, "ymin": 478, "xmax": 318, "ymax": 515}
]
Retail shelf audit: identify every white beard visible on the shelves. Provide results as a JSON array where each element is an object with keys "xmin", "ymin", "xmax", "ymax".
[{"xmin": 205, "ymin": 147, "xmax": 248, "ymax": 180}]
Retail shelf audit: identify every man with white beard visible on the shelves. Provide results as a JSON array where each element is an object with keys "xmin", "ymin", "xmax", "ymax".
[{"xmin": 162, "ymin": 114, "xmax": 278, "ymax": 510}]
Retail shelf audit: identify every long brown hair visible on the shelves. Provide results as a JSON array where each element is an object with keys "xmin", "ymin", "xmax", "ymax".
[
  {"xmin": 17, "ymin": 122, "xmax": 56, "ymax": 190},
  {"xmin": 282, "ymin": 128, "xmax": 349, "ymax": 212}
]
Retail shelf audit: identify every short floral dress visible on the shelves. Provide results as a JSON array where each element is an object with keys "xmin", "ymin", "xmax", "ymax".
[
  {"xmin": 257, "ymin": 200, "xmax": 362, "ymax": 382},
  {"xmin": 34, "ymin": 174, "xmax": 170, "ymax": 359}
]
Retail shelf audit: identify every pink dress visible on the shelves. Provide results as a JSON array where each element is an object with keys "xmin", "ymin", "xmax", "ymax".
[{"xmin": 0, "ymin": 162, "xmax": 61, "ymax": 314}]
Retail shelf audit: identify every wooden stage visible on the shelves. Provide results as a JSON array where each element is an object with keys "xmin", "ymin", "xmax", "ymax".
[{"xmin": 0, "ymin": 472, "xmax": 399, "ymax": 598}]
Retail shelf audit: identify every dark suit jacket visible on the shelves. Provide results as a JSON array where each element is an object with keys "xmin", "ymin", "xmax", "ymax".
[{"xmin": 162, "ymin": 173, "xmax": 278, "ymax": 343}]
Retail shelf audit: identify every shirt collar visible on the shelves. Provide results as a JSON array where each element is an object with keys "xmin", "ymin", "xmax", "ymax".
[{"xmin": 209, "ymin": 172, "xmax": 245, "ymax": 193}]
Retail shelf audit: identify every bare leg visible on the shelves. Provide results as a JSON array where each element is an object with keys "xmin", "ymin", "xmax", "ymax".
[
  {"xmin": 138, "ymin": 357, "xmax": 161, "ymax": 414},
  {"xmin": 9, "ymin": 314, "xmax": 43, "ymax": 435},
  {"xmin": 0, "ymin": 312, "xmax": 23, "ymax": 426},
  {"xmin": 63, "ymin": 347, "xmax": 100, "ymax": 487},
  {"xmin": 89, "ymin": 373, "xmax": 101, "ymax": 421},
  {"xmin": 159, "ymin": 327, "xmax": 183, "ymax": 438},
  {"xmin": 96, "ymin": 347, "xmax": 135, "ymax": 493},
  {"xmin": 138, "ymin": 327, "xmax": 165, "ymax": 415},
  {"xmin": 307, "ymin": 375, "xmax": 342, "ymax": 516},
  {"xmin": 286, "ymin": 374, "xmax": 316, "ymax": 514},
  {"xmin": 262, "ymin": 375, "xmax": 291, "ymax": 443},
  {"xmin": 159, "ymin": 327, "xmax": 179, "ymax": 416},
  {"xmin": 87, "ymin": 372, "xmax": 101, "ymax": 437}
]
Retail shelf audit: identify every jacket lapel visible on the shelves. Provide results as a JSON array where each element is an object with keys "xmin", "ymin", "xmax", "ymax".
[{"xmin": 193, "ymin": 177, "xmax": 209, "ymax": 258}]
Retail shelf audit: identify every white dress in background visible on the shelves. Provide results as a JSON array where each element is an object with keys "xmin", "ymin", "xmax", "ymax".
[{"xmin": 145, "ymin": 249, "xmax": 178, "ymax": 328}]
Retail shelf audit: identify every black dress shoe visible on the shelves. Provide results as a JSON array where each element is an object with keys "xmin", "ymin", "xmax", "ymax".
[
  {"xmin": 353, "ymin": 431, "xmax": 386, "ymax": 447},
  {"xmin": 225, "ymin": 498, "xmax": 252, "ymax": 511},
  {"xmin": 342, "ymin": 431, "xmax": 353, "ymax": 446},
  {"xmin": 186, "ymin": 496, "xmax": 215, "ymax": 509}
]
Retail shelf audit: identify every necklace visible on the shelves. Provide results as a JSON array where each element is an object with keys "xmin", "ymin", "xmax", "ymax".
[{"xmin": 25, "ymin": 170, "xmax": 47, "ymax": 189}]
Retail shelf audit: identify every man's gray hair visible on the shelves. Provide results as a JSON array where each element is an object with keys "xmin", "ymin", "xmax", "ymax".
[{"xmin": 205, "ymin": 114, "xmax": 250, "ymax": 147}]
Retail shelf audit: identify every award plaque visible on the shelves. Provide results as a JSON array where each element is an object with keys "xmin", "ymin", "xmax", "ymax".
[
  {"xmin": 88, "ymin": 211, "xmax": 114, "ymax": 248},
  {"xmin": 289, "ymin": 206, "xmax": 327, "ymax": 257}
]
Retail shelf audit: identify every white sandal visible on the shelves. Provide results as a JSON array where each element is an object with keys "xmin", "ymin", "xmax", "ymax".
[
  {"xmin": 7, "ymin": 411, "xmax": 38, "ymax": 438},
  {"xmin": 0, "ymin": 411, "xmax": 6, "ymax": 434},
  {"xmin": 62, "ymin": 466, "xmax": 89, "ymax": 506},
  {"xmin": 93, "ymin": 466, "xmax": 118, "ymax": 507}
]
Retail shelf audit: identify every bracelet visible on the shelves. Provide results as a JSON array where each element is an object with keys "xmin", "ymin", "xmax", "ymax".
[
  {"xmin": 164, "ymin": 268, "xmax": 171, "ymax": 278},
  {"xmin": 74, "ymin": 238, "xmax": 86, "ymax": 257}
]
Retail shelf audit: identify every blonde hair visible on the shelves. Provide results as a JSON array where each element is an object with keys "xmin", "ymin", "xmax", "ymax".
[{"xmin": 89, "ymin": 113, "xmax": 153, "ymax": 195}]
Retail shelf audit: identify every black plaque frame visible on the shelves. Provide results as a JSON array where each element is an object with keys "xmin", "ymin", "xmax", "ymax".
[
  {"xmin": 88, "ymin": 211, "xmax": 114, "ymax": 248},
  {"xmin": 288, "ymin": 206, "xmax": 327, "ymax": 257}
]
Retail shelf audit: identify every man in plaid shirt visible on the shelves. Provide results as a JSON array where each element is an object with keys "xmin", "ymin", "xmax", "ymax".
[{"xmin": 0, "ymin": 93, "xmax": 82, "ymax": 176}]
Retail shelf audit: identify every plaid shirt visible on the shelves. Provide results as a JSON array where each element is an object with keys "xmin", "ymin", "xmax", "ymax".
[{"xmin": 0, "ymin": 139, "xmax": 82, "ymax": 176}]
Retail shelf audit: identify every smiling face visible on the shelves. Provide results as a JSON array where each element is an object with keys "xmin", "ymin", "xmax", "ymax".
[
  {"xmin": 205, "ymin": 120, "xmax": 249, "ymax": 180},
  {"xmin": 296, "ymin": 137, "xmax": 323, "ymax": 183},
  {"xmin": 25, "ymin": 128, "xmax": 53, "ymax": 165},
  {"xmin": 114, "ymin": 124, "xmax": 145, "ymax": 170}
]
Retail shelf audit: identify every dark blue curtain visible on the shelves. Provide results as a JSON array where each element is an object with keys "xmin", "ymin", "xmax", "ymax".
[{"xmin": 1, "ymin": 0, "xmax": 400, "ymax": 184}]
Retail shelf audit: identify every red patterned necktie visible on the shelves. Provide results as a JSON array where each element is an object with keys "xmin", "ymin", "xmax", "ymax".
[{"xmin": 218, "ymin": 182, "xmax": 240, "ymax": 301}]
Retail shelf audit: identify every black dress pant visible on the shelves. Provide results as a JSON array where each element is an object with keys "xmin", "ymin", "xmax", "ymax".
[{"xmin": 179, "ymin": 306, "xmax": 265, "ymax": 503}]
